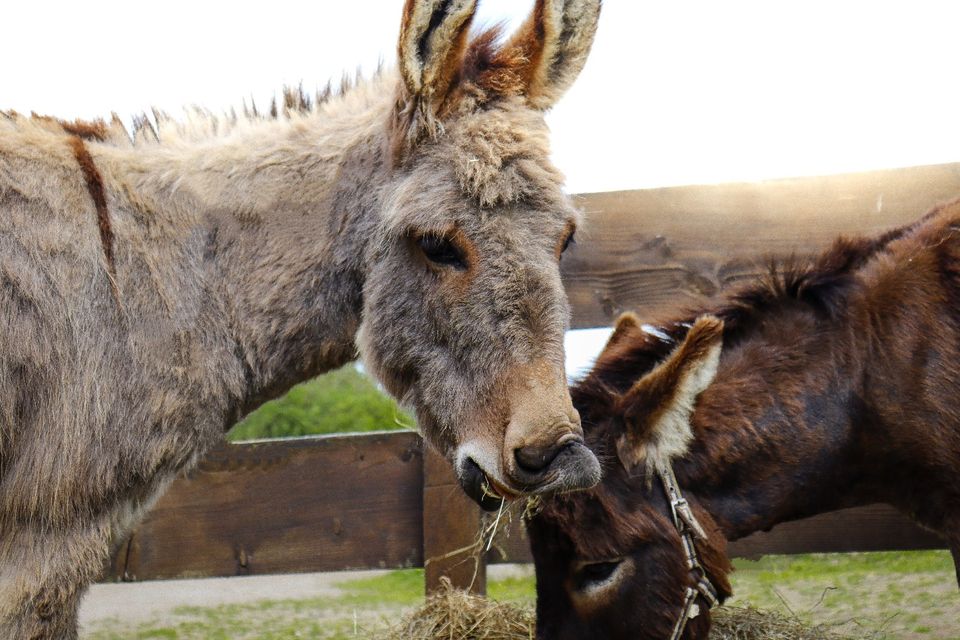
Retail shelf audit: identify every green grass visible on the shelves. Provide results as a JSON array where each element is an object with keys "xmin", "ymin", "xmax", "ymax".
[
  {"xmin": 732, "ymin": 549, "xmax": 954, "ymax": 580},
  {"xmin": 85, "ymin": 551, "xmax": 960, "ymax": 639},
  {"xmin": 487, "ymin": 575, "xmax": 538, "ymax": 603},
  {"xmin": 227, "ymin": 364, "xmax": 414, "ymax": 441},
  {"xmin": 725, "ymin": 550, "xmax": 959, "ymax": 638},
  {"xmin": 334, "ymin": 570, "xmax": 425, "ymax": 607}
]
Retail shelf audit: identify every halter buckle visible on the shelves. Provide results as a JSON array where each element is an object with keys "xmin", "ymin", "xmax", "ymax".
[
  {"xmin": 658, "ymin": 462, "xmax": 720, "ymax": 640},
  {"xmin": 696, "ymin": 575, "xmax": 720, "ymax": 608},
  {"xmin": 671, "ymin": 495, "xmax": 708, "ymax": 540}
]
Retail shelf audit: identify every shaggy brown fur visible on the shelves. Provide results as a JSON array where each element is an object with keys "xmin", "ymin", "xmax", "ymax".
[
  {"xmin": 0, "ymin": 1, "xmax": 602, "ymax": 637},
  {"xmin": 528, "ymin": 199, "xmax": 960, "ymax": 639}
]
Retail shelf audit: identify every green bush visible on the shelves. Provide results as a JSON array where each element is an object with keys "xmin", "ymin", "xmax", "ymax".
[{"xmin": 227, "ymin": 364, "xmax": 414, "ymax": 441}]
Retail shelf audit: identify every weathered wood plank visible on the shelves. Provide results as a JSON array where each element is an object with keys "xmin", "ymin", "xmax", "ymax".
[
  {"xmin": 485, "ymin": 505, "xmax": 531, "ymax": 565},
  {"xmin": 422, "ymin": 449, "xmax": 486, "ymax": 594},
  {"xmin": 562, "ymin": 162, "xmax": 960, "ymax": 328},
  {"xmin": 106, "ymin": 431, "xmax": 423, "ymax": 581},
  {"xmin": 486, "ymin": 504, "xmax": 945, "ymax": 564}
]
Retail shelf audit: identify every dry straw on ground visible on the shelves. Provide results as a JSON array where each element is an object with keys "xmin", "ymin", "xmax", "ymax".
[
  {"xmin": 381, "ymin": 580, "xmax": 857, "ymax": 640},
  {"xmin": 380, "ymin": 580, "xmax": 535, "ymax": 640},
  {"xmin": 709, "ymin": 606, "xmax": 854, "ymax": 640}
]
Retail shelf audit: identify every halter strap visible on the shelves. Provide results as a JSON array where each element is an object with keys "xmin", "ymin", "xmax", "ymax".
[{"xmin": 657, "ymin": 463, "xmax": 719, "ymax": 640}]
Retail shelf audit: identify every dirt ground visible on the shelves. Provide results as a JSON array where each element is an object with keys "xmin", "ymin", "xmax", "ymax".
[{"xmin": 79, "ymin": 569, "xmax": 390, "ymax": 627}]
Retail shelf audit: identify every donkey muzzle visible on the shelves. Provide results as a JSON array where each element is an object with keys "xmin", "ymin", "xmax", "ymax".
[
  {"xmin": 458, "ymin": 456, "xmax": 510, "ymax": 512},
  {"xmin": 458, "ymin": 438, "xmax": 601, "ymax": 511},
  {"xmin": 512, "ymin": 438, "xmax": 601, "ymax": 494}
]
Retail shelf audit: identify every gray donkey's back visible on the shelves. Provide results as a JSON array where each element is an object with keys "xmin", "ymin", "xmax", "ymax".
[{"xmin": 0, "ymin": 122, "xmax": 242, "ymax": 637}]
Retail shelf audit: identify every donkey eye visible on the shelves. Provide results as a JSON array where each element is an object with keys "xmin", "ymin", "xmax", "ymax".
[
  {"xmin": 416, "ymin": 234, "xmax": 467, "ymax": 270},
  {"xmin": 560, "ymin": 231, "xmax": 575, "ymax": 256},
  {"xmin": 573, "ymin": 559, "xmax": 623, "ymax": 592}
]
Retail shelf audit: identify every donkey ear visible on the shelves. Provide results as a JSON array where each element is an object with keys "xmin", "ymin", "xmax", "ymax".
[
  {"xmin": 603, "ymin": 312, "xmax": 642, "ymax": 352},
  {"xmin": 393, "ymin": 0, "xmax": 478, "ymax": 156},
  {"xmin": 615, "ymin": 315, "xmax": 724, "ymax": 478},
  {"xmin": 490, "ymin": 0, "xmax": 602, "ymax": 110}
]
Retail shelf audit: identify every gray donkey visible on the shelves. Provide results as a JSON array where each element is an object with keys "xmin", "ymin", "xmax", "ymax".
[{"xmin": 0, "ymin": 0, "xmax": 602, "ymax": 636}]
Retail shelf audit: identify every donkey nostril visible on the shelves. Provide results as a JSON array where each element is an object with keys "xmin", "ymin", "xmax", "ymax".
[{"xmin": 514, "ymin": 442, "xmax": 565, "ymax": 474}]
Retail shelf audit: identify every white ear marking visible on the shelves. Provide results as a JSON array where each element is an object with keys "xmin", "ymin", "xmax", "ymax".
[
  {"xmin": 615, "ymin": 315, "xmax": 723, "ymax": 477},
  {"xmin": 638, "ymin": 339, "xmax": 721, "ymax": 481}
]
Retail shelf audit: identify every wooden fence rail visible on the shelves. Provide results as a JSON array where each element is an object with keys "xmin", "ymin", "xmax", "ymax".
[
  {"xmin": 561, "ymin": 161, "xmax": 960, "ymax": 328},
  {"xmin": 105, "ymin": 161, "xmax": 960, "ymax": 592},
  {"xmin": 104, "ymin": 432, "xmax": 946, "ymax": 593}
]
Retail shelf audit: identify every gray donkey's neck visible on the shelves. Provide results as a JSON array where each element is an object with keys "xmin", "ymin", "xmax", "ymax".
[{"xmin": 98, "ymin": 80, "xmax": 396, "ymax": 425}]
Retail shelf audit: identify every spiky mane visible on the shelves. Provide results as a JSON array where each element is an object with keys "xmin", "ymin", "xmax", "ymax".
[{"xmin": 2, "ymin": 66, "xmax": 389, "ymax": 149}]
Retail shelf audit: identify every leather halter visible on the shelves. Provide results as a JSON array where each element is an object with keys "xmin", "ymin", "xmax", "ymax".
[{"xmin": 657, "ymin": 462, "xmax": 720, "ymax": 640}]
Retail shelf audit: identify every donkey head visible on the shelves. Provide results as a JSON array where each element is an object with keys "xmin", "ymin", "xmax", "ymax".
[
  {"xmin": 358, "ymin": 0, "xmax": 602, "ymax": 508},
  {"xmin": 528, "ymin": 315, "xmax": 733, "ymax": 639}
]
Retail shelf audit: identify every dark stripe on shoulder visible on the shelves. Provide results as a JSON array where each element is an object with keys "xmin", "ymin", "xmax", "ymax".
[{"xmin": 67, "ymin": 136, "xmax": 118, "ymax": 290}]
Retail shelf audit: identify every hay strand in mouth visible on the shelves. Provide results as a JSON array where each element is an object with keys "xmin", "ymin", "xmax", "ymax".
[{"xmin": 423, "ymin": 500, "xmax": 529, "ymax": 592}]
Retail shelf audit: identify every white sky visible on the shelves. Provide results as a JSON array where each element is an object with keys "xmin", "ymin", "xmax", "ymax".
[{"xmin": 6, "ymin": 0, "xmax": 960, "ymax": 377}]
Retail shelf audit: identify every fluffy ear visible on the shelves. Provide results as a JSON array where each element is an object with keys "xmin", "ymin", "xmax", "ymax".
[
  {"xmin": 486, "ymin": 0, "xmax": 602, "ymax": 110},
  {"xmin": 604, "ymin": 311, "xmax": 642, "ymax": 352},
  {"xmin": 393, "ymin": 0, "xmax": 478, "ymax": 158},
  {"xmin": 615, "ymin": 315, "xmax": 724, "ymax": 479}
]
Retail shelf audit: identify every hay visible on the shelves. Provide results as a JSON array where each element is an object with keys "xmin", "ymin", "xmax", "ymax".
[
  {"xmin": 379, "ymin": 579, "xmax": 534, "ymax": 640},
  {"xmin": 710, "ymin": 607, "xmax": 855, "ymax": 640},
  {"xmin": 380, "ymin": 581, "xmax": 859, "ymax": 640}
]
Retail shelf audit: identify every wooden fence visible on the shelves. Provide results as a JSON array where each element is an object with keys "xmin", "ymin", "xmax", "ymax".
[{"xmin": 104, "ymin": 161, "xmax": 960, "ymax": 593}]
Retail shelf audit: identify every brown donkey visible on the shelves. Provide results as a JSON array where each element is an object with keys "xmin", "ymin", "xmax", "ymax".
[
  {"xmin": 528, "ymin": 200, "xmax": 960, "ymax": 639},
  {"xmin": 0, "ymin": 1, "xmax": 602, "ymax": 636}
]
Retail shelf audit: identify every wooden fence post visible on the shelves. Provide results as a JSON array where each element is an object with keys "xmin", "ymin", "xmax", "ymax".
[{"xmin": 422, "ymin": 447, "xmax": 486, "ymax": 595}]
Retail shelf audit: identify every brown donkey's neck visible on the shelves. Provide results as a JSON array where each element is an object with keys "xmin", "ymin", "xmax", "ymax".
[
  {"xmin": 676, "ymin": 209, "xmax": 960, "ymax": 543},
  {"xmin": 88, "ymin": 77, "xmax": 397, "ymax": 421},
  {"xmin": 678, "ymin": 309, "xmax": 866, "ymax": 541}
]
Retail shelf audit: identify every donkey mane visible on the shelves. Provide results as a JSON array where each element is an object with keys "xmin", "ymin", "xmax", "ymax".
[
  {"xmin": 3, "ymin": 30, "xmax": 565, "ymax": 214},
  {"xmin": 1, "ymin": 69, "xmax": 387, "ymax": 148},
  {"xmin": 3, "ymin": 20, "xmax": 545, "ymax": 153},
  {"xmin": 572, "ymin": 202, "xmax": 948, "ymax": 428}
]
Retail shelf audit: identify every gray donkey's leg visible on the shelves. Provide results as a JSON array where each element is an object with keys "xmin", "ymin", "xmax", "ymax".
[{"xmin": 0, "ymin": 519, "xmax": 113, "ymax": 639}]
